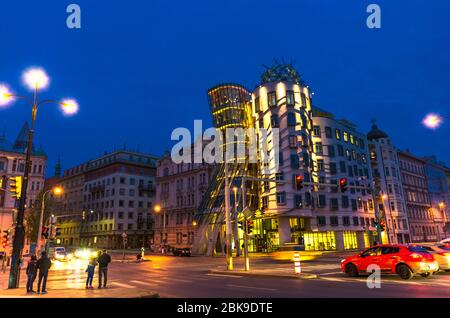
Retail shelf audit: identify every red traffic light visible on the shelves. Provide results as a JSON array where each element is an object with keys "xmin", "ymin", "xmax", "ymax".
[
  {"xmin": 295, "ymin": 175, "xmax": 304, "ymax": 190},
  {"xmin": 339, "ymin": 178, "xmax": 348, "ymax": 193}
]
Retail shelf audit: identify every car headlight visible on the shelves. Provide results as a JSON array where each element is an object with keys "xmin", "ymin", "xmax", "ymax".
[{"xmin": 340, "ymin": 259, "xmax": 345, "ymax": 263}]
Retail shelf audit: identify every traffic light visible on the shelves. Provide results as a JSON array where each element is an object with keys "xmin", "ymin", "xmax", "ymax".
[
  {"xmin": 339, "ymin": 177, "xmax": 348, "ymax": 193},
  {"xmin": 2, "ymin": 229, "xmax": 10, "ymax": 248},
  {"xmin": 246, "ymin": 220, "xmax": 254, "ymax": 235},
  {"xmin": 379, "ymin": 220, "xmax": 386, "ymax": 232},
  {"xmin": 41, "ymin": 226, "xmax": 49, "ymax": 239},
  {"xmin": 295, "ymin": 175, "xmax": 304, "ymax": 190},
  {"xmin": 9, "ymin": 176, "xmax": 23, "ymax": 199},
  {"xmin": 55, "ymin": 228, "xmax": 62, "ymax": 237}
]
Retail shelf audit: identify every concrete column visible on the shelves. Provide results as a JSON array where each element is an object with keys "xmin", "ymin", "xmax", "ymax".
[
  {"xmin": 356, "ymin": 231, "xmax": 366, "ymax": 249},
  {"xmin": 278, "ymin": 216, "xmax": 291, "ymax": 245},
  {"xmin": 335, "ymin": 231, "xmax": 345, "ymax": 251}
]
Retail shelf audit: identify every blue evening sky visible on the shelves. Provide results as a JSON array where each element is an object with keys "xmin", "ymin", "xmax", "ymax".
[{"xmin": 1, "ymin": 0, "xmax": 449, "ymax": 176}]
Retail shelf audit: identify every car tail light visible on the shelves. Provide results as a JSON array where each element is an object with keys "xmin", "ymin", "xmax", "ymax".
[{"xmin": 410, "ymin": 253, "xmax": 423, "ymax": 260}]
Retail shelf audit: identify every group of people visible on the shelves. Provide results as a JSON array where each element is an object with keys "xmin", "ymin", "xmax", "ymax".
[
  {"xmin": 85, "ymin": 249, "xmax": 111, "ymax": 289},
  {"xmin": 25, "ymin": 251, "xmax": 52, "ymax": 294},
  {"xmin": 25, "ymin": 249, "xmax": 112, "ymax": 294}
]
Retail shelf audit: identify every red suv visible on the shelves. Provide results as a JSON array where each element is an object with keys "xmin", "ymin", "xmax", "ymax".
[{"xmin": 340, "ymin": 244, "xmax": 439, "ymax": 280}]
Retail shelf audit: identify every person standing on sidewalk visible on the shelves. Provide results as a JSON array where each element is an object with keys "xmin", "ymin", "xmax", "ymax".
[
  {"xmin": 97, "ymin": 249, "xmax": 111, "ymax": 288},
  {"xmin": 36, "ymin": 251, "xmax": 52, "ymax": 294},
  {"xmin": 26, "ymin": 255, "xmax": 37, "ymax": 293},
  {"xmin": 85, "ymin": 252, "xmax": 99, "ymax": 289}
]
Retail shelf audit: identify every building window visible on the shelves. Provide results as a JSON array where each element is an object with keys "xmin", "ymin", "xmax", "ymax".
[
  {"xmin": 330, "ymin": 162, "xmax": 337, "ymax": 175},
  {"xmin": 317, "ymin": 159, "xmax": 324, "ymax": 171},
  {"xmin": 351, "ymin": 199, "xmax": 357, "ymax": 211},
  {"xmin": 254, "ymin": 96, "xmax": 260, "ymax": 112},
  {"xmin": 271, "ymin": 114, "xmax": 279, "ymax": 127},
  {"xmin": 330, "ymin": 198, "xmax": 339, "ymax": 211},
  {"xmin": 287, "ymin": 113, "xmax": 296, "ymax": 126},
  {"xmin": 342, "ymin": 195, "xmax": 349, "ymax": 208},
  {"xmin": 330, "ymin": 216, "xmax": 339, "ymax": 226},
  {"xmin": 317, "ymin": 216, "xmax": 326, "ymax": 226},
  {"xmin": 315, "ymin": 142, "xmax": 323, "ymax": 155},
  {"xmin": 286, "ymin": 90, "xmax": 295, "ymax": 106},
  {"xmin": 339, "ymin": 161, "xmax": 346, "ymax": 173},
  {"xmin": 276, "ymin": 192, "xmax": 286, "ymax": 205},
  {"xmin": 318, "ymin": 194, "xmax": 326, "ymax": 207},
  {"xmin": 325, "ymin": 127, "xmax": 332, "ymax": 138},
  {"xmin": 328, "ymin": 145, "xmax": 335, "ymax": 157},
  {"xmin": 294, "ymin": 194, "xmax": 302, "ymax": 208},
  {"xmin": 343, "ymin": 131, "xmax": 348, "ymax": 142},
  {"xmin": 289, "ymin": 135, "xmax": 297, "ymax": 148},
  {"xmin": 313, "ymin": 125, "xmax": 321, "ymax": 137},
  {"xmin": 290, "ymin": 154, "xmax": 299, "ymax": 169},
  {"xmin": 343, "ymin": 216, "xmax": 350, "ymax": 226},
  {"xmin": 268, "ymin": 91, "xmax": 277, "ymax": 107},
  {"xmin": 335, "ymin": 129, "xmax": 341, "ymax": 140}
]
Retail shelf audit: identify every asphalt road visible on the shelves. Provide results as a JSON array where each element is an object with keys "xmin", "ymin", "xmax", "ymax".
[{"xmin": 1, "ymin": 254, "xmax": 449, "ymax": 298}]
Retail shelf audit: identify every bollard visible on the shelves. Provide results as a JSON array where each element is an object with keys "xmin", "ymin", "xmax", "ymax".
[{"xmin": 294, "ymin": 252, "xmax": 301, "ymax": 275}]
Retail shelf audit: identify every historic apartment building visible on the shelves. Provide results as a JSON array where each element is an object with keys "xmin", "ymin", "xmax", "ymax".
[
  {"xmin": 154, "ymin": 152, "xmax": 213, "ymax": 249},
  {"xmin": 367, "ymin": 122, "xmax": 411, "ymax": 244},
  {"xmin": 398, "ymin": 151, "xmax": 436, "ymax": 242},
  {"xmin": 0, "ymin": 123, "xmax": 47, "ymax": 252},
  {"xmin": 55, "ymin": 150, "xmax": 158, "ymax": 249}
]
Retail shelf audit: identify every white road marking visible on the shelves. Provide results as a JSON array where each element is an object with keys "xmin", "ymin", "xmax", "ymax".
[
  {"xmin": 111, "ymin": 282, "xmax": 135, "ymax": 288},
  {"xmin": 206, "ymin": 273, "xmax": 243, "ymax": 278},
  {"xmin": 226, "ymin": 284, "xmax": 277, "ymax": 291},
  {"xmin": 130, "ymin": 280, "xmax": 159, "ymax": 287},
  {"xmin": 160, "ymin": 277, "xmax": 193, "ymax": 283},
  {"xmin": 319, "ymin": 271, "xmax": 344, "ymax": 276}
]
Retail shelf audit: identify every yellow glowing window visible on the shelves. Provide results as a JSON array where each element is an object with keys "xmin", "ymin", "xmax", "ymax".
[
  {"xmin": 343, "ymin": 131, "xmax": 348, "ymax": 142},
  {"xmin": 343, "ymin": 231, "xmax": 358, "ymax": 250}
]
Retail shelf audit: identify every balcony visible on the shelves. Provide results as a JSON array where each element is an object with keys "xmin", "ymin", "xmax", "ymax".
[{"xmin": 139, "ymin": 184, "xmax": 156, "ymax": 194}]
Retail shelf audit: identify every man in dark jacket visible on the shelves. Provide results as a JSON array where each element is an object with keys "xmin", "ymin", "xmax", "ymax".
[
  {"xmin": 26, "ymin": 255, "xmax": 38, "ymax": 293},
  {"xmin": 36, "ymin": 251, "xmax": 52, "ymax": 294},
  {"xmin": 97, "ymin": 249, "xmax": 111, "ymax": 288}
]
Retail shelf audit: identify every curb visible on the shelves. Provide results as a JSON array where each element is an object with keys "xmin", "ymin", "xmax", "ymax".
[{"xmin": 208, "ymin": 269, "xmax": 318, "ymax": 280}]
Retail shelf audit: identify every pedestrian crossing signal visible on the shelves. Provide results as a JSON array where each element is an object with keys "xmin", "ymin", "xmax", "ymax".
[{"xmin": 9, "ymin": 176, "xmax": 23, "ymax": 199}]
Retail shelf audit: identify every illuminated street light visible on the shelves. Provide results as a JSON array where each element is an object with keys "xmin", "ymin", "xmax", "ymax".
[
  {"xmin": 36, "ymin": 185, "xmax": 64, "ymax": 255},
  {"xmin": 1, "ymin": 66, "xmax": 78, "ymax": 289},
  {"xmin": 60, "ymin": 98, "xmax": 79, "ymax": 116},
  {"xmin": 422, "ymin": 113, "xmax": 443, "ymax": 129},
  {"xmin": 0, "ymin": 84, "xmax": 13, "ymax": 107},
  {"xmin": 439, "ymin": 202, "xmax": 445, "ymax": 209},
  {"xmin": 154, "ymin": 204, "xmax": 161, "ymax": 213},
  {"xmin": 22, "ymin": 67, "xmax": 50, "ymax": 90},
  {"xmin": 192, "ymin": 220, "xmax": 198, "ymax": 227}
]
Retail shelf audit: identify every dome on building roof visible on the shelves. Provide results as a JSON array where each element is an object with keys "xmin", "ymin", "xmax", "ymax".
[{"xmin": 367, "ymin": 120, "xmax": 388, "ymax": 140}]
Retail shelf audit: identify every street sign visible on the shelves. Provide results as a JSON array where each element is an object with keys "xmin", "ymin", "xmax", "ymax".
[{"xmin": 121, "ymin": 232, "xmax": 127, "ymax": 239}]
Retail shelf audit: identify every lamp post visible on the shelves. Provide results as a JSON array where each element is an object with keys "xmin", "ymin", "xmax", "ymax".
[
  {"xmin": 1, "ymin": 67, "xmax": 78, "ymax": 289},
  {"xmin": 36, "ymin": 186, "xmax": 63, "ymax": 255},
  {"xmin": 232, "ymin": 186, "xmax": 240, "ymax": 257},
  {"xmin": 154, "ymin": 204, "xmax": 165, "ymax": 251},
  {"xmin": 439, "ymin": 202, "xmax": 447, "ymax": 239}
]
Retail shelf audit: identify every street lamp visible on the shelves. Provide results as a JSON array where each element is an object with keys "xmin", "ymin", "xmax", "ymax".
[
  {"xmin": 1, "ymin": 66, "xmax": 78, "ymax": 289},
  {"xmin": 232, "ymin": 186, "xmax": 240, "ymax": 256},
  {"xmin": 36, "ymin": 186, "xmax": 63, "ymax": 255},
  {"xmin": 422, "ymin": 113, "xmax": 450, "ymax": 130},
  {"xmin": 153, "ymin": 204, "xmax": 165, "ymax": 248},
  {"xmin": 439, "ymin": 202, "xmax": 447, "ymax": 238}
]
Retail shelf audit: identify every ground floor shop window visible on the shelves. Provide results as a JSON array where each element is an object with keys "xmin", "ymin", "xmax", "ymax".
[
  {"xmin": 304, "ymin": 231, "xmax": 336, "ymax": 251},
  {"xmin": 343, "ymin": 231, "xmax": 358, "ymax": 250}
]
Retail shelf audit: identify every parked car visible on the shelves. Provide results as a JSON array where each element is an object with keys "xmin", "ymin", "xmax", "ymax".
[
  {"xmin": 340, "ymin": 244, "xmax": 439, "ymax": 280},
  {"xmin": 439, "ymin": 238, "xmax": 450, "ymax": 244},
  {"xmin": 419, "ymin": 244, "xmax": 450, "ymax": 271},
  {"xmin": 173, "ymin": 248, "xmax": 191, "ymax": 257}
]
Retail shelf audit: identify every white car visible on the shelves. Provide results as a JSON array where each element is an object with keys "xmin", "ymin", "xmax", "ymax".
[
  {"xmin": 420, "ymin": 244, "xmax": 450, "ymax": 271},
  {"xmin": 439, "ymin": 238, "xmax": 450, "ymax": 244}
]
